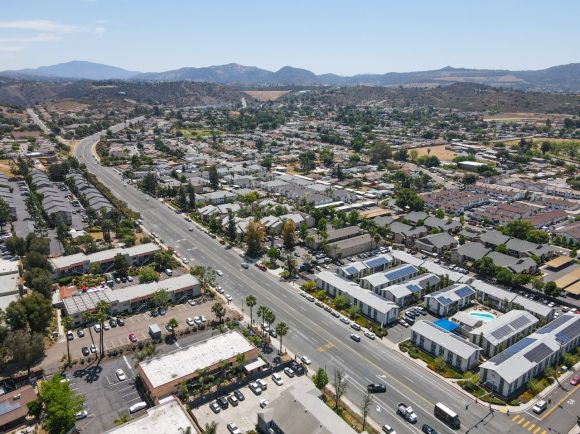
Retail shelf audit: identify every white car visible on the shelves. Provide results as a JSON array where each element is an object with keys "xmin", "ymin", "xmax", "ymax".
[
  {"xmin": 301, "ymin": 355, "xmax": 312, "ymax": 365},
  {"xmin": 193, "ymin": 316, "xmax": 203, "ymax": 326},
  {"xmin": 364, "ymin": 330, "xmax": 376, "ymax": 340},
  {"xmin": 216, "ymin": 270, "xmax": 224, "ymax": 276},
  {"xmin": 103, "ymin": 323, "xmax": 110, "ymax": 331},
  {"xmin": 216, "ymin": 285, "xmax": 224, "ymax": 294},
  {"xmin": 272, "ymin": 373, "xmax": 283, "ymax": 386},
  {"xmin": 225, "ymin": 294, "xmax": 233, "ymax": 302},
  {"xmin": 93, "ymin": 324, "xmax": 101, "ymax": 333},
  {"xmin": 532, "ymin": 400, "xmax": 547, "ymax": 414},
  {"xmin": 186, "ymin": 317, "xmax": 195, "ymax": 326},
  {"xmin": 399, "ymin": 319, "xmax": 409, "ymax": 328},
  {"xmin": 74, "ymin": 410, "xmax": 89, "ymax": 420},
  {"xmin": 182, "ymin": 258, "xmax": 189, "ymax": 264},
  {"xmin": 259, "ymin": 399, "xmax": 269, "ymax": 408},
  {"xmin": 382, "ymin": 425, "xmax": 396, "ymax": 434},
  {"xmin": 116, "ymin": 369, "xmax": 127, "ymax": 381},
  {"xmin": 188, "ymin": 227, "xmax": 194, "ymax": 232},
  {"xmin": 227, "ymin": 423, "xmax": 242, "ymax": 434}
]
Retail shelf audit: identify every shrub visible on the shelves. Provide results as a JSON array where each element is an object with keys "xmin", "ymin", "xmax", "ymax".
[{"xmin": 58, "ymin": 276, "xmax": 74, "ymax": 286}]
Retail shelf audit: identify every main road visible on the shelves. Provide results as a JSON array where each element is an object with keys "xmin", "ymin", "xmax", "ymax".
[{"xmin": 72, "ymin": 120, "xmax": 533, "ymax": 434}]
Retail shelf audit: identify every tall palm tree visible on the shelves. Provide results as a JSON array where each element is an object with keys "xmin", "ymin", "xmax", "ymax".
[
  {"xmin": 264, "ymin": 309, "xmax": 276, "ymax": 343},
  {"xmin": 95, "ymin": 300, "xmax": 111, "ymax": 359},
  {"xmin": 62, "ymin": 316, "xmax": 73, "ymax": 365},
  {"xmin": 204, "ymin": 422, "xmax": 218, "ymax": 434},
  {"xmin": 257, "ymin": 306, "xmax": 268, "ymax": 334},
  {"xmin": 275, "ymin": 322, "xmax": 288, "ymax": 355},
  {"xmin": 168, "ymin": 318, "xmax": 179, "ymax": 341},
  {"xmin": 246, "ymin": 295, "xmax": 257, "ymax": 325}
]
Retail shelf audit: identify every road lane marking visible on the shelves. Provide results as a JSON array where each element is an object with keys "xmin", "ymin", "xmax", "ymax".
[
  {"xmin": 527, "ymin": 423, "xmax": 535, "ymax": 431},
  {"xmin": 533, "ymin": 428, "xmax": 541, "ymax": 434},
  {"xmin": 540, "ymin": 383, "xmax": 578, "ymax": 420},
  {"xmin": 517, "ymin": 418, "xmax": 525, "ymax": 425},
  {"xmin": 512, "ymin": 415, "xmax": 521, "ymax": 421},
  {"xmin": 522, "ymin": 421, "xmax": 530, "ymax": 428}
]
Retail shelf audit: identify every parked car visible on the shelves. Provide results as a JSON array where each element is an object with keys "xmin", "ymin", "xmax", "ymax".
[
  {"xmin": 74, "ymin": 410, "xmax": 88, "ymax": 420},
  {"xmin": 399, "ymin": 319, "xmax": 409, "ymax": 328},
  {"xmin": 116, "ymin": 369, "xmax": 126, "ymax": 381},
  {"xmin": 217, "ymin": 396, "xmax": 229, "ymax": 409},
  {"xmin": 364, "ymin": 330, "xmax": 376, "ymax": 340},
  {"xmin": 233, "ymin": 389, "xmax": 245, "ymax": 401},
  {"xmin": 284, "ymin": 367, "xmax": 295, "ymax": 378},
  {"xmin": 272, "ymin": 373, "xmax": 283, "ymax": 386},
  {"xmin": 81, "ymin": 347, "xmax": 90, "ymax": 356},
  {"xmin": 422, "ymin": 424, "xmax": 438, "ymax": 434},
  {"xmin": 117, "ymin": 318, "xmax": 125, "ymax": 326},
  {"xmin": 66, "ymin": 330, "xmax": 74, "ymax": 341},
  {"xmin": 227, "ymin": 394, "xmax": 239, "ymax": 406},
  {"xmin": 186, "ymin": 317, "xmax": 195, "ymax": 326},
  {"xmin": 350, "ymin": 323, "xmax": 361, "ymax": 331},
  {"xmin": 249, "ymin": 382, "xmax": 262, "ymax": 395},
  {"xmin": 227, "ymin": 423, "xmax": 242, "ymax": 434},
  {"xmin": 93, "ymin": 324, "xmax": 101, "ymax": 333},
  {"xmin": 128, "ymin": 333, "xmax": 138, "ymax": 343},
  {"xmin": 382, "ymin": 425, "xmax": 396, "ymax": 434},
  {"xmin": 216, "ymin": 269, "xmax": 224, "ymax": 276},
  {"xmin": 256, "ymin": 379, "xmax": 268, "ymax": 390},
  {"xmin": 209, "ymin": 402, "xmax": 221, "ymax": 413},
  {"xmin": 301, "ymin": 355, "xmax": 312, "ymax": 365},
  {"xmin": 90, "ymin": 344, "xmax": 97, "ymax": 353},
  {"xmin": 259, "ymin": 399, "xmax": 269, "ymax": 408}
]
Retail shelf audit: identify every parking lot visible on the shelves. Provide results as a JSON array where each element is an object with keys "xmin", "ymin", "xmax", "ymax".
[
  {"xmin": 67, "ymin": 356, "xmax": 144, "ymax": 434},
  {"xmin": 192, "ymin": 369, "xmax": 313, "ymax": 434}
]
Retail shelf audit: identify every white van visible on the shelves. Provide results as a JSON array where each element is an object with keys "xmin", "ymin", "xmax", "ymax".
[
  {"xmin": 129, "ymin": 402, "xmax": 147, "ymax": 413},
  {"xmin": 165, "ymin": 268, "xmax": 173, "ymax": 276},
  {"xmin": 256, "ymin": 379, "xmax": 268, "ymax": 390}
]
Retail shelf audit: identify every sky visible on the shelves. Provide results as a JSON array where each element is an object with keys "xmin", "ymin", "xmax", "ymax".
[{"xmin": 0, "ymin": 0, "xmax": 579, "ymax": 75}]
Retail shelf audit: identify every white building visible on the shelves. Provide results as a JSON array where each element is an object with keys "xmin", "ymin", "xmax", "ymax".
[
  {"xmin": 411, "ymin": 320, "xmax": 482, "ymax": 372},
  {"xmin": 381, "ymin": 274, "xmax": 440, "ymax": 307},
  {"xmin": 316, "ymin": 271, "xmax": 399, "ymax": 326},
  {"xmin": 336, "ymin": 254, "xmax": 394, "ymax": 281},
  {"xmin": 360, "ymin": 264, "xmax": 419, "ymax": 292},
  {"xmin": 479, "ymin": 314, "xmax": 580, "ymax": 398},
  {"xmin": 424, "ymin": 284, "xmax": 476, "ymax": 316},
  {"xmin": 468, "ymin": 310, "xmax": 539, "ymax": 357}
]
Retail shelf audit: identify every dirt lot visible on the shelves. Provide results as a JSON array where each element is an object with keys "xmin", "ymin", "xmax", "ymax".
[
  {"xmin": 414, "ymin": 145, "xmax": 456, "ymax": 161},
  {"xmin": 0, "ymin": 159, "xmax": 13, "ymax": 176},
  {"xmin": 243, "ymin": 90, "xmax": 290, "ymax": 101},
  {"xmin": 47, "ymin": 100, "xmax": 90, "ymax": 113},
  {"xmin": 483, "ymin": 112, "xmax": 571, "ymax": 122}
]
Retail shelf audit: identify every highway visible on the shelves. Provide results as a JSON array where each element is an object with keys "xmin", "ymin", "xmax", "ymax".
[{"xmin": 67, "ymin": 121, "xmax": 533, "ymax": 434}]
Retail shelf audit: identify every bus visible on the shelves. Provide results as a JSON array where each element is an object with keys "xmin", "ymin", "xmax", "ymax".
[{"xmin": 434, "ymin": 402, "xmax": 460, "ymax": 429}]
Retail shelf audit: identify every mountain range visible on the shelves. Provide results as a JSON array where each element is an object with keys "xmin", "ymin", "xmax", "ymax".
[{"xmin": 2, "ymin": 60, "xmax": 580, "ymax": 92}]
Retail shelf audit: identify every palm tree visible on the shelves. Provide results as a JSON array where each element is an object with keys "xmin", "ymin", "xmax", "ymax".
[
  {"xmin": 204, "ymin": 421, "xmax": 218, "ymax": 434},
  {"xmin": 61, "ymin": 316, "xmax": 73, "ymax": 365},
  {"xmin": 168, "ymin": 318, "xmax": 179, "ymax": 341},
  {"xmin": 257, "ymin": 305, "xmax": 268, "ymax": 334},
  {"xmin": 211, "ymin": 302, "xmax": 225, "ymax": 323},
  {"xmin": 246, "ymin": 295, "xmax": 257, "ymax": 325},
  {"xmin": 95, "ymin": 300, "xmax": 111, "ymax": 359},
  {"xmin": 275, "ymin": 322, "xmax": 288, "ymax": 354},
  {"xmin": 234, "ymin": 353, "xmax": 246, "ymax": 374}
]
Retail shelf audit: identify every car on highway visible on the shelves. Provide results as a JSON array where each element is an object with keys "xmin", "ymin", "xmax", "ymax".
[
  {"xmin": 382, "ymin": 425, "xmax": 396, "ymax": 434},
  {"xmin": 186, "ymin": 317, "xmax": 195, "ymax": 326},
  {"xmin": 532, "ymin": 400, "xmax": 547, "ymax": 414},
  {"xmin": 116, "ymin": 369, "xmax": 127, "ymax": 381},
  {"xmin": 364, "ymin": 330, "xmax": 376, "ymax": 340},
  {"xmin": 301, "ymin": 355, "xmax": 311, "ymax": 365},
  {"xmin": 350, "ymin": 333, "xmax": 361, "ymax": 342},
  {"xmin": 367, "ymin": 383, "xmax": 387, "ymax": 393},
  {"xmin": 233, "ymin": 389, "xmax": 245, "ymax": 401},
  {"xmin": 284, "ymin": 367, "xmax": 295, "ymax": 378},
  {"xmin": 397, "ymin": 403, "xmax": 417, "ymax": 423},
  {"xmin": 350, "ymin": 323, "xmax": 361, "ymax": 331},
  {"xmin": 422, "ymin": 424, "xmax": 438, "ymax": 434},
  {"xmin": 128, "ymin": 333, "xmax": 138, "ymax": 343},
  {"xmin": 570, "ymin": 375, "xmax": 580, "ymax": 386},
  {"xmin": 188, "ymin": 227, "xmax": 194, "ymax": 231},
  {"xmin": 225, "ymin": 294, "xmax": 233, "ymax": 302},
  {"xmin": 272, "ymin": 373, "xmax": 283, "ymax": 386},
  {"xmin": 227, "ymin": 423, "xmax": 242, "ymax": 434},
  {"xmin": 81, "ymin": 346, "xmax": 90, "ymax": 356},
  {"xmin": 216, "ymin": 269, "xmax": 224, "ymax": 276},
  {"xmin": 241, "ymin": 263, "xmax": 249, "ymax": 269}
]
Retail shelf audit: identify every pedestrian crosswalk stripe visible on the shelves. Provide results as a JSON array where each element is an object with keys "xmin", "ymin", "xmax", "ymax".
[
  {"xmin": 517, "ymin": 418, "xmax": 525, "ymax": 425},
  {"xmin": 527, "ymin": 423, "xmax": 535, "ymax": 431},
  {"xmin": 512, "ymin": 415, "xmax": 521, "ymax": 422},
  {"xmin": 522, "ymin": 421, "xmax": 530, "ymax": 428},
  {"xmin": 533, "ymin": 428, "xmax": 541, "ymax": 434}
]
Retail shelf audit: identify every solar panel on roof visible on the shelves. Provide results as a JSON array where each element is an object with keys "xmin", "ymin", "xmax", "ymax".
[
  {"xmin": 490, "ymin": 337, "xmax": 536, "ymax": 364},
  {"xmin": 454, "ymin": 286, "xmax": 475, "ymax": 298},
  {"xmin": 509, "ymin": 316, "xmax": 531, "ymax": 330},
  {"xmin": 407, "ymin": 284, "xmax": 422, "ymax": 293},
  {"xmin": 344, "ymin": 266, "xmax": 359, "ymax": 275},
  {"xmin": 365, "ymin": 256, "xmax": 388, "ymax": 268},
  {"xmin": 0, "ymin": 400, "xmax": 21, "ymax": 416},
  {"xmin": 555, "ymin": 319, "xmax": 580, "ymax": 345},
  {"xmin": 490, "ymin": 324, "xmax": 513, "ymax": 340},
  {"xmin": 524, "ymin": 343, "xmax": 553, "ymax": 363},
  {"xmin": 385, "ymin": 265, "xmax": 416, "ymax": 280},
  {"xmin": 537, "ymin": 315, "xmax": 573, "ymax": 334},
  {"xmin": 437, "ymin": 296, "xmax": 453, "ymax": 305}
]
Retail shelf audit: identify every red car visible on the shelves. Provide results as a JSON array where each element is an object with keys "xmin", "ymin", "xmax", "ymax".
[
  {"xmin": 219, "ymin": 239, "xmax": 226, "ymax": 245},
  {"xmin": 128, "ymin": 333, "xmax": 138, "ymax": 343},
  {"xmin": 258, "ymin": 264, "xmax": 267, "ymax": 272},
  {"xmin": 570, "ymin": 375, "xmax": 579, "ymax": 386}
]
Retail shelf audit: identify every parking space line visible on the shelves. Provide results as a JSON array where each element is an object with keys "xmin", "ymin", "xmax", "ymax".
[
  {"xmin": 533, "ymin": 428, "xmax": 541, "ymax": 434},
  {"xmin": 527, "ymin": 423, "xmax": 536, "ymax": 431}
]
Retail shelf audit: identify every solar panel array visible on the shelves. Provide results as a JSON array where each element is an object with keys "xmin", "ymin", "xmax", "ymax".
[
  {"xmin": 489, "ymin": 315, "xmax": 533, "ymax": 340},
  {"xmin": 436, "ymin": 296, "xmax": 453, "ymax": 306},
  {"xmin": 384, "ymin": 265, "xmax": 417, "ymax": 281},
  {"xmin": 536, "ymin": 315, "xmax": 573, "ymax": 335},
  {"xmin": 454, "ymin": 285, "xmax": 475, "ymax": 298},
  {"xmin": 407, "ymin": 284, "xmax": 422, "ymax": 294},
  {"xmin": 555, "ymin": 319, "xmax": 580, "ymax": 345},
  {"xmin": 490, "ymin": 337, "xmax": 536, "ymax": 365},
  {"xmin": 509, "ymin": 315, "xmax": 532, "ymax": 330},
  {"xmin": 490, "ymin": 324, "xmax": 514, "ymax": 340},
  {"xmin": 0, "ymin": 400, "xmax": 21, "ymax": 416},
  {"xmin": 365, "ymin": 256, "xmax": 389, "ymax": 269},
  {"xmin": 524, "ymin": 343, "xmax": 553, "ymax": 363},
  {"xmin": 343, "ymin": 266, "xmax": 359, "ymax": 276}
]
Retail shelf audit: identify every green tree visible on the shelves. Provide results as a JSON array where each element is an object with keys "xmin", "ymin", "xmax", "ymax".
[
  {"xmin": 211, "ymin": 302, "xmax": 226, "ymax": 323},
  {"xmin": 266, "ymin": 247, "xmax": 281, "ymax": 266},
  {"xmin": 204, "ymin": 421, "xmax": 218, "ymax": 434},
  {"xmin": 226, "ymin": 210, "xmax": 237, "ymax": 242},
  {"xmin": 152, "ymin": 289, "xmax": 169, "ymax": 307},
  {"xmin": 257, "ymin": 305, "xmax": 268, "ymax": 333},
  {"xmin": 113, "ymin": 253, "xmax": 130, "ymax": 277},
  {"xmin": 319, "ymin": 148, "xmax": 334, "ymax": 167},
  {"xmin": 395, "ymin": 188, "xmax": 425, "ymax": 211},
  {"xmin": 495, "ymin": 244, "xmax": 508, "ymax": 254},
  {"xmin": 61, "ymin": 316, "xmax": 73, "ymax": 365},
  {"xmin": 496, "ymin": 268, "xmax": 513, "ymax": 285},
  {"xmin": 5, "ymin": 236, "xmax": 27, "ymax": 256},
  {"xmin": 32, "ymin": 374, "xmax": 84, "ymax": 434},
  {"xmin": 138, "ymin": 266, "xmax": 159, "ymax": 283},
  {"xmin": 4, "ymin": 329, "xmax": 44, "ymax": 377},
  {"xmin": 434, "ymin": 208, "xmax": 445, "ymax": 219},
  {"xmin": 245, "ymin": 219, "xmax": 265, "ymax": 258},
  {"xmin": 209, "ymin": 165, "xmax": 219, "ymax": 190},
  {"xmin": 312, "ymin": 367, "xmax": 329, "ymax": 390},
  {"xmin": 275, "ymin": 321, "xmax": 288, "ymax": 354},
  {"xmin": 0, "ymin": 198, "xmax": 11, "ymax": 231},
  {"xmin": 433, "ymin": 356, "xmax": 447, "ymax": 373},
  {"xmin": 167, "ymin": 318, "xmax": 179, "ymax": 340},
  {"xmin": 141, "ymin": 172, "xmax": 158, "ymax": 195},
  {"xmin": 5, "ymin": 292, "xmax": 53, "ymax": 335},
  {"xmin": 334, "ymin": 295, "xmax": 350, "ymax": 310},
  {"xmin": 246, "ymin": 295, "xmax": 257, "ymax": 325},
  {"xmin": 281, "ymin": 219, "xmax": 296, "ymax": 250}
]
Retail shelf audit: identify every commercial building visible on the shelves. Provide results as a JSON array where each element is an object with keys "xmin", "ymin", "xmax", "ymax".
[
  {"xmin": 138, "ymin": 331, "xmax": 259, "ymax": 400},
  {"xmin": 424, "ymin": 284, "xmax": 476, "ymax": 316},
  {"xmin": 360, "ymin": 264, "xmax": 419, "ymax": 292},
  {"xmin": 104, "ymin": 398, "xmax": 198, "ymax": 434},
  {"xmin": 50, "ymin": 243, "xmax": 161, "ymax": 280},
  {"xmin": 326, "ymin": 233, "xmax": 375, "ymax": 259},
  {"xmin": 61, "ymin": 274, "xmax": 200, "ymax": 326},
  {"xmin": 411, "ymin": 320, "xmax": 482, "ymax": 372},
  {"xmin": 471, "ymin": 280, "xmax": 555, "ymax": 321},
  {"xmin": 468, "ymin": 310, "xmax": 539, "ymax": 357},
  {"xmin": 479, "ymin": 314, "xmax": 580, "ymax": 398},
  {"xmin": 258, "ymin": 385, "xmax": 358, "ymax": 434},
  {"xmin": 316, "ymin": 271, "xmax": 399, "ymax": 326}
]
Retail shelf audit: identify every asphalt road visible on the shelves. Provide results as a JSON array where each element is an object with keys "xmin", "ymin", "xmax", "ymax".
[{"xmin": 72, "ymin": 120, "xmax": 573, "ymax": 434}]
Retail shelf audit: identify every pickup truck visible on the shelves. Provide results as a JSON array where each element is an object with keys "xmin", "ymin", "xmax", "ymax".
[{"xmin": 397, "ymin": 403, "xmax": 417, "ymax": 423}]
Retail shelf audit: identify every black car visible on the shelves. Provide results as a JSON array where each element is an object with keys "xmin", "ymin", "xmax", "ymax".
[
  {"xmin": 150, "ymin": 309, "xmax": 159, "ymax": 317},
  {"xmin": 289, "ymin": 361, "xmax": 305, "ymax": 376},
  {"xmin": 117, "ymin": 318, "xmax": 125, "ymax": 326},
  {"xmin": 367, "ymin": 383, "xmax": 387, "ymax": 393},
  {"xmin": 405, "ymin": 311, "xmax": 416, "ymax": 318},
  {"xmin": 109, "ymin": 318, "xmax": 117, "ymax": 328},
  {"xmin": 81, "ymin": 347, "xmax": 90, "ymax": 356},
  {"xmin": 422, "ymin": 424, "xmax": 438, "ymax": 434},
  {"xmin": 217, "ymin": 396, "xmax": 229, "ymax": 409},
  {"xmin": 233, "ymin": 389, "xmax": 245, "ymax": 401}
]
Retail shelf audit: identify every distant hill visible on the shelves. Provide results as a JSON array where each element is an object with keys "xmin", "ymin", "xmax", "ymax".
[
  {"xmin": 0, "ymin": 78, "xmax": 248, "ymax": 107},
  {"xmin": 3, "ymin": 61, "xmax": 580, "ymax": 92},
  {"xmin": 0, "ymin": 61, "xmax": 140, "ymax": 80}
]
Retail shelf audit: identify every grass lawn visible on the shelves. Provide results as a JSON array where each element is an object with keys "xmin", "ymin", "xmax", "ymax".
[{"xmin": 180, "ymin": 128, "xmax": 222, "ymax": 139}]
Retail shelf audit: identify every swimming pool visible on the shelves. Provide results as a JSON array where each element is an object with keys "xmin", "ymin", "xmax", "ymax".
[{"xmin": 468, "ymin": 311, "xmax": 496, "ymax": 322}]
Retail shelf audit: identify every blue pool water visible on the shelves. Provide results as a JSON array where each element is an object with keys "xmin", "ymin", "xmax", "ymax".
[{"xmin": 468, "ymin": 311, "xmax": 496, "ymax": 321}]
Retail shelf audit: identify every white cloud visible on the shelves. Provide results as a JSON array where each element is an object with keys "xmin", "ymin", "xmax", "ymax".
[
  {"xmin": 94, "ymin": 26, "xmax": 106, "ymax": 37},
  {"xmin": 0, "ymin": 20, "xmax": 81, "ymax": 33},
  {"xmin": 0, "ymin": 33, "xmax": 62, "ymax": 52}
]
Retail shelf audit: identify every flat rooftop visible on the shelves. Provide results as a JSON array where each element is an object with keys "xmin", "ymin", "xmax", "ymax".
[{"xmin": 139, "ymin": 331, "xmax": 255, "ymax": 389}]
